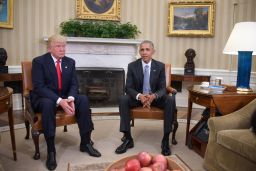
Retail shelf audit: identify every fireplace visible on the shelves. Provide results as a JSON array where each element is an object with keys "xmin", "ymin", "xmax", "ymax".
[{"xmin": 76, "ymin": 67, "xmax": 125, "ymax": 107}]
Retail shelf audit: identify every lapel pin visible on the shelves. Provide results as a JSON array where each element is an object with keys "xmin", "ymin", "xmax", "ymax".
[{"xmin": 65, "ymin": 66, "xmax": 68, "ymax": 69}]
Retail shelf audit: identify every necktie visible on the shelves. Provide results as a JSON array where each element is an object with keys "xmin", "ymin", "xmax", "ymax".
[
  {"xmin": 143, "ymin": 65, "xmax": 151, "ymax": 94},
  {"xmin": 56, "ymin": 59, "xmax": 62, "ymax": 91}
]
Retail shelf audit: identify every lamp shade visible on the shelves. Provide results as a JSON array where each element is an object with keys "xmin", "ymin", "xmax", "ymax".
[{"xmin": 223, "ymin": 22, "xmax": 256, "ymax": 55}]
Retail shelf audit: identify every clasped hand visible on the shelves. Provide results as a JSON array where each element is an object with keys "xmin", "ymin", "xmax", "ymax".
[
  {"xmin": 59, "ymin": 99, "xmax": 75, "ymax": 115},
  {"xmin": 139, "ymin": 94, "xmax": 156, "ymax": 108}
]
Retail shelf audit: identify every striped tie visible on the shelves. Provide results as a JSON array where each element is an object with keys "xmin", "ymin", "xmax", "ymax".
[{"xmin": 143, "ymin": 65, "xmax": 150, "ymax": 94}]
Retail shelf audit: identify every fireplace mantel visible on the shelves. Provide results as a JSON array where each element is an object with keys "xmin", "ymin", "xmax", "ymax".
[{"xmin": 43, "ymin": 37, "xmax": 141, "ymax": 71}]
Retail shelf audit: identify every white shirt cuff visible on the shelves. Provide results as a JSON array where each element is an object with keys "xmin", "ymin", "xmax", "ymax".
[
  {"xmin": 56, "ymin": 97, "xmax": 62, "ymax": 106},
  {"xmin": 136, "ymin": 93, "xmax": 141, "ymax": 100},
  {"xmin": 68, "ymin": 96, "xmax": 75, "ymax": 102}
]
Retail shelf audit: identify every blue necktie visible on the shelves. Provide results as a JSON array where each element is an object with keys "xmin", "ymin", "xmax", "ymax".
[{"xmin": 143, "ymin": 65, "xmax": 151, "ymax": 94}]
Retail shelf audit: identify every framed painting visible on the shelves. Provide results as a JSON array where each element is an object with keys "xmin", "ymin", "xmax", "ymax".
[
  {"xmin": 168, "ymin": 0, "xmax": 215, "ymax": 37},
  {"xmin": 0, "ymin": 0, "xmax": 13, "ymax": 28},
  {"xmin": 76, "ymin": 0, "xmax": 120, "ymax": 21}
]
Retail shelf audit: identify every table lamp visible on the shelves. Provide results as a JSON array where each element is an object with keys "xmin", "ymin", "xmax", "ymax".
[{"xmin": 223, "ymin": 22, "xmax": 256, "ymax": 91}]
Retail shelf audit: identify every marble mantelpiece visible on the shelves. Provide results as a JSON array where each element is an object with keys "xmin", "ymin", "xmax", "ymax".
[{"xmin": 44, "ymin": 37, "xmax": 141, "ymax": 72}]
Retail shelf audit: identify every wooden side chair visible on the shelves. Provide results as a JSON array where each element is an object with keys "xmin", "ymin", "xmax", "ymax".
[
  {"xmin": 130, "ymin": 64, "xmax": 178, "ymax": 145},
  {"xmin": 21, "ymin": 61, "xmax": 77, "ymax": 160}
]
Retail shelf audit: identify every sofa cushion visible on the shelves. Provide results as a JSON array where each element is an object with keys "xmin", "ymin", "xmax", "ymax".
[{"xmin": 217, "ymin": 129, "xmax": 256, "ymax": 163}]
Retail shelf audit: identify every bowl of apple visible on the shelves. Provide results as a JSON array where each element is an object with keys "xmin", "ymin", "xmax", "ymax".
[{"xmin": 105, "ymin": 151, "xmax": 184, "ymax": 171}]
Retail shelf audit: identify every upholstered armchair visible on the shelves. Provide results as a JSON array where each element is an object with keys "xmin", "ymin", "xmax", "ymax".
[{"xmin": 203, "ymin": 98, "xmax": 256, "ymax": 171}]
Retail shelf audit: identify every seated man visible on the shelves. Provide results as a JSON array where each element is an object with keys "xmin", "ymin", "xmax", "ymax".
[
  {"xmin": 115, "ymin": 40, "xmax": 176, "ymax": 156},
  {"xmin": 30, "ymin": 34, "xmax": 101, "ymax": 170}
]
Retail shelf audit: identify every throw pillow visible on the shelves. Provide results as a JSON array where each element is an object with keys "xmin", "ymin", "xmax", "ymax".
[{"xmin": 251, "ymin": 110, "xmax": 256, "ymax": 134}]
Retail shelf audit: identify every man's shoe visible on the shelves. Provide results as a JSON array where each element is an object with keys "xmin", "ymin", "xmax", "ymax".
[
  {"xmin": 161, "ymin": 140, "xmax": 171, "ymax": 156},
  {"xmin": 80, "ymin": 144, "xmax": 101, "ymax": 157},
  {"xmin": 90, "ymin": 139, "xmax": 94, "ymax": 146},
  {"xmin": 46, "ymin": 152, "xmax": 57, "ymax": 170},
  {"xmin": 121, "ymin": 135, "xmax": 126, "ymax": 142},
  {"xmin": 115, "ymin": 139, "xmax": 134, "ymax": 154}
]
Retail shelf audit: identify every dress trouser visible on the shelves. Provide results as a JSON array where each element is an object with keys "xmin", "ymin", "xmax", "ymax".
[
  {"xmin": 119, "ymin": 94, "xmax": 175, "ymax": 134},
  {"xmin": 32, "ymin": 95, "xmax": 93, "ymax": 139}
]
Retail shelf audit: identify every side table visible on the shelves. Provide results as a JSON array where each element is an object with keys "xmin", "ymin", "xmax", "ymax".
[
  {"xmin": 185, "ymin": 85, "xmax": 256, "ymax": 157},
  {"xmin": 0, "ymin": 73, "xmax": 23, "ymax": 108},
  {"xmin": 0, "ymin": 87, "xmax": 17, "ymax": 161}
]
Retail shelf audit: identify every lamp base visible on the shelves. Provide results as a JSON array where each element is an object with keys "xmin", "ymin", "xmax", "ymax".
[{"xmin": 237, "ymin": 87, "xmax": 253, "ymax": 92}]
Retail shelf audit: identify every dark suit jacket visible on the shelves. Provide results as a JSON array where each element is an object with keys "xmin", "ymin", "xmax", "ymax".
[
  {"xmin": 125, "ymin": 58, "xmax": 167, "ymax": 100},
  {"xmin": 30, "ymin": 52, "xmax": 78, "ymax": 105}
]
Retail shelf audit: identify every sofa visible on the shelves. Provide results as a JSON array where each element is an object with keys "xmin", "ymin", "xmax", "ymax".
[{"xmin": 203, "ymin": 98, "xmax": 256, "ymax": 171}]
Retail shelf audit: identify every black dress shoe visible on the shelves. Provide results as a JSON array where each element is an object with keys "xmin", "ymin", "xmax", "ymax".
[
  {"xmin": 121, "ymin": 135, "xmax": 126, "ymax": 142},
  {"xmin": 90, "ymin": 139, "xmax": 94, "ymax": 146},
  {"xmin": 161, "ymin": 141, "xmax": 171, "ymax": 156},
  {"xmin": 46, "ymin": 152, "xmax": 57, "ymax": 170},
  {"xmin": 80, "ymin": 143, "xmax": 101, "ymax": 157},
  {"xmin": 115, "ymin": 139, "xmax": 134, "ymax": 154},
  {"xmin": 161, "ymin": 140, "xmax": 171, "ymax": 156}
]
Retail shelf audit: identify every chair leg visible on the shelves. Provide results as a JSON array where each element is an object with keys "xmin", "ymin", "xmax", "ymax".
[
  {"xmin": 131, "ymin": 118, "xmax": 134, "ymax": 127},
  {"xmin": 24, "ymin": 120, "xmax": 30, "ymax": 139},
  {"xmin": 64, "ymin": 125, "xmax": 67, "ymax": 132},
  {"xmin": 32, "ymin": 130, "xmax": 41, "ymax": 160},
  {"xmin": 171, "ymin": 108, "xmax": 178, "ymax": 145}
]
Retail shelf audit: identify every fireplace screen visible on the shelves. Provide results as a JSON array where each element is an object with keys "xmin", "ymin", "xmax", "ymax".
[{"xmin": 76, "ymin": 67, "xmax": 125, "ymax": 107}]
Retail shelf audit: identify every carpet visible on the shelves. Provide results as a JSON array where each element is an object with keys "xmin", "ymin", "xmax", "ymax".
[
  {"xmin": 68, "ymin": 155, "xmax": 191, "ymax": 171},
  {"xmin": 0, "ymin": 118, "xmax": 204, "ymax": 171}
]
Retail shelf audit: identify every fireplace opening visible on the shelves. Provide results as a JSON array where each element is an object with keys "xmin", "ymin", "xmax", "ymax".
[{"xmin": 76, "ymin": 67, "xmax": 125, "ymax": 107}]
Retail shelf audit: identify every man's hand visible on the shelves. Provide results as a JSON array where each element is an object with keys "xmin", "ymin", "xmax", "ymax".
[
  {"xmin": 139, "ymin": 94, "xmax": 156, "ymax": 109},
  {"xmin": 59, "ymin": 99, "xmax": 75, "ymax": 115},
  {"xmin": 146, "ymin": 94, "xmax": 156, "ymax": 104}
]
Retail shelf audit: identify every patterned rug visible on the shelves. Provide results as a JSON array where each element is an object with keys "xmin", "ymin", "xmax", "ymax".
[{"xmin": 67, "ymin": 154, "xmax": 191, "ymax": 171}]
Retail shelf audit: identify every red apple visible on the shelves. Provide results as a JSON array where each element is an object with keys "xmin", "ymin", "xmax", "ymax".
[
  {"xmin": 125, "ymin": 159, "xmax": 141, "ymax": 171},
  {"xmin": 151, "ymin": 162, "xmax": 166, "ymax": 171},
  {"xmin": 137, "ymin": 151, "xmax": 152, "ymax": 167},
  {"xmin": 152, "ymin": 154, "xmax": 168, "ymax": 169}
]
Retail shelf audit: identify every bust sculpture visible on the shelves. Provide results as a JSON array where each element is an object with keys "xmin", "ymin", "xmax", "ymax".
[
  {"xmin": 0, "ymin": 48, "xmax": 8, "ymax": 73},
  {"xmin": 184, "ymin": 48, "xmax": 196, "ymax": 75},
  {"xmin": 0, "ymin": 48, "xmax": 8, "ymax": 66}
]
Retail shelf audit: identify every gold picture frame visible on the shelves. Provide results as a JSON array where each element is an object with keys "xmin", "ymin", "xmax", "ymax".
[
  {"xmin": 168, "ymin": 0, "xmax": 215, "ymax": 37},
  {"xmin": 0, "ymin": 0, "xmax": 13, "ymax": 29},
  {"xmin": 76, "ymin": 0, "xmax": 120, "ymax": 21}
]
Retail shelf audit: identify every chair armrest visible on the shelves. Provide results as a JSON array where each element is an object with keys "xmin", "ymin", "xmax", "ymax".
[{"xmin": 167, "ymin": 86, "xmax": 177, "ymax": 95}]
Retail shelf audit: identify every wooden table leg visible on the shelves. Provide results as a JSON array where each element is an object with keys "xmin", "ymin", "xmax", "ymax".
[
  {"xmin": 185, "ymin": 94, "xmax": 193, "ymax": 145},
  {"xmin": 8, "ymin": 105, "xmax": 17, "ymax": 161}
]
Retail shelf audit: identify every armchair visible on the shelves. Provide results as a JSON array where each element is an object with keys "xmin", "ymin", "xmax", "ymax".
[
  {"xmin": 203, "ymin": 98, "xmax": 256, "ymax": 171},
  {"xmin": 130, "ymin": 64, "xmax": 178, "ymax": 145},
  {"xmin": 21, "ymin": 61, "xmax": 77, "ymax": 160}
]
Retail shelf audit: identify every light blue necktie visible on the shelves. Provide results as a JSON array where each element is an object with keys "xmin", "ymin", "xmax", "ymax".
[{"xmin": 143, "ymin": 65, "xmax": 151, "ymax": 94}]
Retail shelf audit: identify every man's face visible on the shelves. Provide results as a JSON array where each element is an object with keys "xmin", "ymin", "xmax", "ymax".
[
  {"xmin": 139, "ymin": 43, "xmax": 155, "ymax": 63},
  {"xmin": 48, "ymin": 41, "xmax": 66, "ymax": 59}
]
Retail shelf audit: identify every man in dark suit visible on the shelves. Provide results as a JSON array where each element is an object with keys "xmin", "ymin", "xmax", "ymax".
[
  {"xmin": 115, "ymin": 40, "xmax": 176, "ymax": 156},
  {"xmin": 30, "ymin": 34, "xmax": 101, "ymax": 170}
]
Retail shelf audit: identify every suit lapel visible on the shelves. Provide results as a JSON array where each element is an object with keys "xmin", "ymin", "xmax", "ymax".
[
  {"xmin": 45, "ymin": 54, "xmax": 59, "ymax": 89},
  {"xmin": 136, "ymin": 59, "xmax": 144, "ymax": 88},
  {"xmin": 150, "ymin": 60, "xmax": 158, "ymax": 87},
  {"xmin": 61, "ymin": 57, "xmax": 69, "ymax": 90}
]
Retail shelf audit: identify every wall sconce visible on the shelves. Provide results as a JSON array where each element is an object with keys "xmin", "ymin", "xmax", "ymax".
[{"xmin": 223, "ymin": 22, "xmax": 256, "ymax": 91}]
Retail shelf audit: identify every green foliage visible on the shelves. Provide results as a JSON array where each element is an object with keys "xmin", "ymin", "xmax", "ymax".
[{"xmin": 60, "ymin": 20, "xmax": 141, "ymax": 39}]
